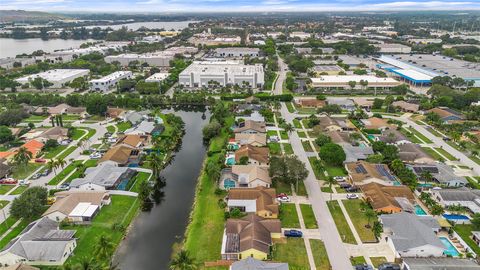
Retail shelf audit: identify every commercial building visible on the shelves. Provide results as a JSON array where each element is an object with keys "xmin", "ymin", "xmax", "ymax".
[
  {"xmin": 189, "ymin": 33, "xmax": 241, "ymax": 46},
  {"xmin": 89, "ymin": 71, "xmax": 133, "ymax": 92},
  {"xmin": 311, "ymin": 65, "xmax": 344, "ymax": 75},
  {"xmin": 374, "ymin": 43, "xmax": 412, "ymax": 54},
  {"xmin": 145, "ymin": 72, "xmax": 170, "ymax": 83},
  {"xmin": 105, "ymin": 46, "xmax": 197, "ymax": 67},
  {"xmin": 0, "ymin": 57, "xmax": 35, "ymax": 70},
  {"xmin": 16, "ymin": 69, "xmax": 90, "ymax": 88},
  {"xmin": 214, "ymin": 47, "xmax": 260, "ymax": 58},
  {"xmin": 310, "ymin": 75, "xmax": 401, "ymax": 90},
  {"xmin": 179, "ymin": 61, "xmax": 264, "ymax": 88},
  {"xmin": 289, "ymin": 31, "xmax": 311, "ymax": 40},
  {"xmin": 407, "ymin": 38, "xmax": 442, "ymax": 44}
]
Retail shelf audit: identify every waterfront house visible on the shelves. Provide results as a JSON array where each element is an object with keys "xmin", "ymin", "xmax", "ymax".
[
  {"xmin": 70, "ymin": 161, "xmax": 137, "ymax": 191},
  {"xmin": 227, "ymin": 187, "xmax": 278, "ymax": 218},
  {"xmin": 220, "ymin": 165, "xmax": 271, "ymax": 189},
  {"xmin": 234, "ymin": 120, "xmax": 266, "ymax": 134},
  {"xmin": 235, "ymin": 145, "xmax": 269, "ymax": 166}
]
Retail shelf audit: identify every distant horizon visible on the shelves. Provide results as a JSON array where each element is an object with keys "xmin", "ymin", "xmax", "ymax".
[{"xmin": 1, "ymin": 0, "xmax": 480, "ymax": 13}]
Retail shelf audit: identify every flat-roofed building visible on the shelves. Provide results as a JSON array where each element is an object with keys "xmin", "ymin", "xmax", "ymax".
[
  {"xmin": 374, "ymin": 43, "xmax": 412, "ymax": 53},
  {"xmin": 0, "ymin": 57, "xmax": 35, "ymax": 70},
  {"xmin": 289, "ymin": 31, "xmax": 311, "ymax": 40},
  {"xmin": 16, "ymin": 69, "xmax": 90, "ymax": 88},
  {"xmin": 89, "ymin": 71, "xmax": 133, "ymax": 92},
  {"xmin": 214, "ymin": 47, "xmax": 260, "ymax": 58},
  {"xmin": 311, "ymin": 65, "xmax": 344, "ymax": 75},
  {"xmin": 311, "ymin": 75, "xmax": 401, "ymax": 90},
  {"xmin": 145, "ymin": 72, "xmax": 170, "ymax": 83},
  {"xmin": 105, "ymin": 53, "xmax": 173, "ymax": 67},
  {"xmin": 179, "ymin": 61, "xmax": 264, "ymax": 89}
]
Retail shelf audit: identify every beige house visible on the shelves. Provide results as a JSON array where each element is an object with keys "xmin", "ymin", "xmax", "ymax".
[
  {"xmin": 234, "ymin": 133, "xmax": 267, "ymax": 147},
  {"xmin": 392, "ymin": 101, "xmax": 419, "ymax": 113},
  {"xmin": 234, "ymin": 120, "xmax": 266, "ymax": 134},
  {"xmin": 235, "ymin": 145, "xmax": 269, "ymax": 166},
  {"xmin": 345, "ymin": 161, "xmax": 398, "ymax": 186},
  {"xmin": 227, "ymin": 187, "xmax": 279, "ymax": 218},
  {"xmin": 220, "ymin": 165, "xmax": 271, "ymax": 189}
]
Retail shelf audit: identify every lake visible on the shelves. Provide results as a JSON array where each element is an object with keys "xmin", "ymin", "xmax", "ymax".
[
  {"xmin": 114, "ymin": 108, "xmax": 209, "ymax": 270},
  {"xmin": 0, "ymin": 38, "xmax": 95, "ymax": 58}
]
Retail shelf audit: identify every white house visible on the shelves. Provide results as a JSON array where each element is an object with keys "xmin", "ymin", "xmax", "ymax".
[{"xmin": 89, "ymin": 71, "xmax": 133, "ymax": 92}]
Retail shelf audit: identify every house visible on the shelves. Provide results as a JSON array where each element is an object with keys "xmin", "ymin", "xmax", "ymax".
[
  {"xmin": 106, "ymin": 107, "xmax": 126, "ymax": 119},
  {"xmin": 341, "ymin": 143, "xmax": 374, "ymax": 163},
  {"xmin": 408, "ymin": 163, "xmax": 467, "ymax": 187},
  {"xmin": 236, "ymin": 111, "xmax": 265, "ymax": 123},
  {"xmin": 21, "ymin": 139, "xmax": 44, "ymax": 158},
  {"xmin": 317, "ymin": 116, "xmax": 343, "ymax": 132},
  {"xmin": 70, "ymin": 161, "xmax": 137, "ymax": 191},
  {"xmin": 392, "ymin": 101, "xmax": 419, "ymax": 113},
  {"xmin": 234, "ymin": 120, "xmax": 266, "ymax": 134},
  {"xmin": 123, "ymin": 111, "xmax": 144, "ymax": 125},
  {"xmin": 43, "ymin": 191, "xmax": 111, "ymax": 223},
  {"xmin": 432, "ymin": 188, "xmax": 480, "ymax": 214},
  {"xmin": 220, "ymin": 165, "xmax": 271, "ymax": 189},
  {"xmin": 402, "ymin": 258, "xmax": 480, "ymax": 270},
  {"xmin": 234, "ymin": 133, "xmax": 267, "ymax": 147},
  {"xmin": 230, "ymin": 257, "xmax": 288, "ymax": 270},
  {"xmin": 377, "ymin": 129, "xmax": 410, "ymax": 145},
  {"xmin": 326, "ymin": 97, "xmax": 359, "ymax": 111},
  {"xmin": 227, "ymin": 187, "xmax": 279, "ymax": 218},
  {"xmin": 235, "ymin": 145, "xmax": 269, "ymax": 166},
  {"xmin": 345, "ymin": 161, "xmax": 398, "ymax": 186},
  {"xmin": 0, "ymin": 217, "xmax": 76, "ymax": 266},
  {"xmin": 380, "ymin": 212, "xmax": 444, "ymax": 258},
  {"xmin": 124, "ymin": 121, "xmax": 162, "ymax": 136},
  {"xmin": 327, "ymin": 131, "xmax": 351, "ymax": 144},
  {"xmin": 235, "ymin": 104, "xmax": 262, "ymax": 114},
  {"xmin": 361, "ymin": 117, "xmax": 392, "ymax": 130},
  {"xmin": 35, "ymin": 103, "xmax": 71, "ymax": 115},
  {"xmin": 360, "ymin": 182, "xmax": 415, "ymax": 213},
  {"xmin": 296, "ymin": 98, "xmax": 326, "ymax": 108},
  {"xmin": 115, "ymin": 134, "xmax": 150, "ymax": 148},
  {"xmin": 65, "ymin": 107, "xmax": 88, "ymax": 118},
  {"xmin": 0, "ymin": 161, "xmax": 12, "ymax": 179},
  {"xmin": 37, "ymin": 127, "xmax": 69, "ymax": 142},
  {"xmin": 221, "ymin": 214, "xmax": 281, "ymax": 261},
  {"xmin": 99, "ymin": 145, "xmax": 141, "ymax": 166},
  {"xmin": 427, "ymin": 107, "xmax": 464, "ymax": 123},
  {"xmin": 398, "ymin": 143, "xmax": 435, "ymax": 164},
  {"xmin": 352, "ymin": 98, "xmax": 374, "ymax": 110}
]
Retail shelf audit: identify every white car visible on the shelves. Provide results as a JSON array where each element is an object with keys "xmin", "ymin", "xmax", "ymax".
[
  {"xmin": 277, "ymin": 196, "xmax": 291, "ymax": 203},
  {"xmin": 89, "ymin": 152, "xmax": 102, "ymax": 159},
  {"xmin": 18, "ymin": 180, "xmax": 31, "ymax": 186},
  {"xmin": 334, "ymin": 176, "xmax": 346, "ymax": 181},
  {"xmin": 346, "ymin": 194, "xmax": 359, "ymax": 200}
]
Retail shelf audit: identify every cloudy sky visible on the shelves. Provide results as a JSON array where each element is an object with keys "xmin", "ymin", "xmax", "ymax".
[{"xmin": 1, "ymin": 0, "xmax": 479, "ymax": 12}]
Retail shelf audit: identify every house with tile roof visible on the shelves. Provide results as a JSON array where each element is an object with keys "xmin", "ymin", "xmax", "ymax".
[
  {"xmin": 234, "ymin": 133, "xmax": 267, "ymax": 147},
  {"xmin": 235, "ymin": 145, "xmax": 269, "ymax": 166},
  {"xmin": 21, "ymin": 139, "xmax": 44, "ymax": 158},
  {"xmin": 345, "ymin": 161, "xmax": 398, "ymax": 186},
  {"xmin": 221, "ymin": 214, "xmax": 281, "ymax": 261},
  {"xmin": 37, "ymin": 127, "xmax": 69, "ymax": 143},
  {"xmin": 398, "ymin": 143, "xmax": 435, "ymax": 164},
  {"xmin": 427, "ymin": 107, "xmax": 464, "ymax": 123},
  {"xmin": 106, "ymin": 107, "xmax": 126, "ymax": 119},
  {"xmin": 360, "ymin": 182, "xmax": 415, "ymax": 213},
  {"xmin": 220, "ymin": 165, "xmax": 271, "ymax": 190},
  {"xmin": 227, "ymin": 187, "xmax": 279, "ymax": 218},
  {"xmin": 233, "ymin": 120, "xmax": 266, "ymax": 134},
  {"xmin": 230, "ymin": 257, "xmax": 288, "ymax": 270},
  {"xmin": 115, "ymin": 134, "xmax": 150, "ymax": 148},
  {"xmin": 99, "ymin": 145, "xmax": 141, "ymax": 166},
  {"xmin": 392, "ymin": 101, "xmax": 420, "ymax": 113},
  {"xmin": 360, "ymin": 117, "xmax": 393, "ymax": 130}
]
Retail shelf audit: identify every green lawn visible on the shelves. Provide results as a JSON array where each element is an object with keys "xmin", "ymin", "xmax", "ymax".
[
  {"xmin": 23, "ymin": 115, "xmax": 47, "ymax": 122},
  {"xmin": 370, "ymin": 257, "xmax": 388, "ymax": 268},
  {"xmin": 282, "ymin": 143, "xmax": 294, "ymax": 155},
  {"xmin": 57, "ymin": 146, "xmax": 77, "ymax": 160},
  {"xmin": 0, "ymin": 219, "xmax": 30, "ymax": 249},
  {"xmin": 310, "ymin": 239, "xmax": 331, "ymax": 270},
  {"xmin": 62, "ymin": 114, "xmax": 81, "ymax": 121},
  {"xmin": 342, "ymin": 199, "xmax": 377, "ymax": 243},
  {"xmin": 426, "ymin": 127, "xmax": 443, "ymax": 137},
  {"xmin": 308, "ymin": 157, "xmax": 326, "ymax": 180},
  {"xmin": 0, "ymin": 185, "xmax": 15, "ymax": 195},
  {"xmin": 326, "ymin": 201, "xmax": 357, "ymax": 244},
  {"xmin": 467, "ymin": 177, "xmax": 480, "ymax": 189},
  {"xmin": 293, "ymin": 119, "xmax": 302, "ymax": 129},
  {"xmin": 407, "ymin": 127, "xmax": 432, "ymax": 143},
  {"xmin": 325, "ymin": 165, "xmax": 347, "ymax": 177},
  {"xmin": 130, "ymin": 172, "xmax": 151, "ymax": 193},
  {"xmin": 71, "ymin": 128, "xmax": 87, "ymax": 140},
  {"xmin": 280, "ymin": 130, "xmax": 289, "ymax": 140},
  {"xmin": 300, "ymin": 204, "xmax": 318, "ymax": 229},
  {"xmin": 321, "ymin": 186, "xmax": 333, "ymax": 193},
  {"xmin": 10, "ymin": 185, "xmax": 28, "ymax": 195},
  {"xmin": 116, "ymin": 121, "xmax": 132, "ymax": 132},
  {"xmin": 0, "ymin": 200, "xmax": 9, "ymax": 209},
  {"xmin": 350, "ymin": 256, "xmax": 367, "ymax": 266},
  {"xmin": 0, "ymin": 216, "xmax": 19, "ymax": 237},
  {"xmin": 267, "ymin": 130, "xmax": 278, "ymax": 138},
  {"xmin": 106, "ymin": 125, "xmax": 116, "ymax": 134},
  {"xmin": 302, "ymin": 140, "xmax": 314, "ymax": 152},
  {"xmin": 273, "ymin": 180, "xmax": 292, "ymax": 195},
  {"xmin": 280, "ymin": 203, "xmax": 300, "ymax": 228},
  {"xmin": 400, "ymin": 128, "xmax": 422, "ymax": 144},
  {"xmin": 286, "ymin": 102, "xmax": 295, "ymax": 113},
  {"xmin": 84, "ymin": 128, "xmax": 96, "ymax": 140},
  {"xmin": 268, "ymin": 142, "xmax": 282, "ymax": 156},
  {"xmin": 64, "ymin": 195, "xmax": 140, "ymax": 266},
  {"xmin": 43, "ymin": 145, "xmax": 68, "ymax": 158},
  {"xmin": 422, "ymin": 147, "xmax": 445, "ymax": 162},
  {"xmin": 12, "ymin": 163, "xmax": 43, "ymax": 179},
  {"xmin": 297, "ymin": 131, "xmax": 306, "ymax": 138},
  {"xmin": 454, "ymin": 224, "xmax": 480, "ymax": 255},
  {"xmin": 272, "ymin": 238, "xmax": 309, "ymax": 269},
  {"xmin": 434, "ymin": 147, "xmax": 457, "ymax": 161},
  {"xmin": 48, "ymin": 160, "xmax": 83, "ymax": 185},
  {"xmin": 295, "ymin": 180, "xmax": 307, "ymax": 196},
  {"xmin": 64, "ymin": 159, "xmax": 98, "ymax": 183}
]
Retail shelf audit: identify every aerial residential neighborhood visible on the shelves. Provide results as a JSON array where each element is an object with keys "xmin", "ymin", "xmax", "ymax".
[{"xmin": 0, "ymin": 5, "xmax": 480, "ymax": 270}]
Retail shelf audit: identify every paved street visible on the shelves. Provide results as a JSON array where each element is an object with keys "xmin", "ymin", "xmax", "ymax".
[
  {"xmin": 280, "ymin": 103, "xmax": 353, "ymax": 270},
  {"xmin": 273, "ymin": 54, "xmax": 288, "ymax": 95}
]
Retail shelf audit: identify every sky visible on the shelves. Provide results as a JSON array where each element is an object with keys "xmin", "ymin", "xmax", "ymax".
[{"xmin": 1, "ymin": 0, "xmax": 480, "ymax": 12}]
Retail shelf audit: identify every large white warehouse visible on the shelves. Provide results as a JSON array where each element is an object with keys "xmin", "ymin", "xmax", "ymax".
[
  {"xmin": 16, "ymin": 69, "xmax": 90, "ymax": 88},
  {"xmin": 178, "ymin": 61, "xmax": 264, "ymax": 89},
  {"xmin": 89, "ymin": 71, "xmax": 133, "ymax": 92}
]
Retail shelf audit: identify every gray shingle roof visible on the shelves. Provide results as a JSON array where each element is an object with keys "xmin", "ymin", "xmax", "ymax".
[
  {"xmin": 231, "ymin": 257, "xmax": 289, "ymax": 270},
  {"xmin": 125, "ymin": 111, "xmax": 143, "ymax": 125},
  {"xmin": 341, "ymin": 143, "xmax": 374, "ymax": 163},
  {"xmin": 403, "ymin": 257, "xmax": 480, "ymax": 270},
  {"xmin": 70, "ymin": 161, "xmax": 133, "ymax": 188}
]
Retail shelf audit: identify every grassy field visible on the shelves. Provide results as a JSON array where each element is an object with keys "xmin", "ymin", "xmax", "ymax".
[
  {"xmin": 130, "ymin": 172, "xmax": 151, "ymax": 193},
  {"xmin": 23, "ymin": 115, "xmax": 47, "ymax": 122},
  {"xmin": 321, "ymin": 186, "xmax": 333, "ymax": 193},
  {"xmin": 268, "ymin": 142, "xmax": 282, "ymax": 156},
  {"xmin": 84, "ymin": 128, "xmax": 96, "ymax": 140},
  {"xmin": 0, "ymin": 185, "xmax": 15, "ymax": 195},
  {"xmin": 325, "ymin": 165, "xmax": 347, "ymax": 177},
  {"xmin": 280, "ymin": 130, "xmax": 289, "ymax": 140},
  {"xmin": 274, "ymin": 181, "xmax": 292, "ymax": 195},
  {"xmin": 71, "ymin": 128, "xmax": 87, "ymax": 140},
  {"xmin": 10, "ymin": 185, "xmax": 28, "ymax": 195},
  {"xmin": 64, "ymin": 195, "xmax": 140, "ymax": 266},
  {"xmin": 454, "ymin": 224, "xmax": 480, "ymax": 255},
  {"xmin": 280, "ymin": 203, "xmax": 300, "ymax": 228},
  {"xmin": 286, "ymin": 102, "xmax": 295, "ymax": 113},
  {"xmin": 272, "ymin": 238, "xmax": 309, "ymax": 269},
  {"xmin": 293, "ymin": 119, "xmax": 302, "ymax": 128},
  {"xmin": 370, "ymin": 257, "xmax": 388, "ymax": 268},
  {"xmin": 434, "ymin": 147, "xmax": 457, "ymax": 161},
  {"xmin": 326, "ymin": 201, "xmax": 357, "ymax": 244},
  {"xmin": 12, "ymin": 163, "xmax": 43, "ymax": 179},
  {"xmin": 0, "ymin": 219, "xmax": 30, "ymax": 249},
  {"xmin": 283, "ymin": 143, "xmax": 294, "ymax": 155},
  {"xmin": 297, "ymin": 131, "xmax": 306, "ymax": 138},
  {"xmin": 308, "ymin": 157, "xmax": 325, "ymax": 180},
  {"xmin": 267, "ymin": 130, "xmax": 278, "ymax": 138},
  {"xmin": 43, "ymin": 145, "xmax": 68, "ymax": 158},
  {"xmin": 350, "ymin": 256, "xmax": 366, "ymax": 265},
  {"xmin": 310, "ymin": 239, "xmax": 331, "ymax": 270},
  {"xmin": 0, "ymin": 200, "xmax": 9, "ymax": 209},
  {"xmin": 48, "ymin": 160, "xmax": 83, "ymax": 185},
  {"xmin": 422, "ymin": 147, "xmax": 445, "ymax": 161},
  {"xmin": 302, "ymin": 140, "xmax": 314, "ymax": 152},
  {"xmin": 106, "ymin": 125, "xmax": 116, "ymax": 134},
  {"xmin": 342, "ymin": 199, "xmax": 376, "ymax": 243},
  {"xmin": 300, "ymin": 204, "xmax": 318, "ymax": 229}
]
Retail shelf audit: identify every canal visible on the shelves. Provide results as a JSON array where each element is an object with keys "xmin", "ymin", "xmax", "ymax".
[{"xmin": 115, "ymin": 108, "xmax": 209, "ymax": 270}]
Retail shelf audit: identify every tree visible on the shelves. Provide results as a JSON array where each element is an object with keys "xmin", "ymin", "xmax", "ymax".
[
  {"xmin": 95, "ymin": 234, "xmax": 114, "ymax": 260},
  {"xmin": 13, "ymin": 147, "xmax": 32, "ymax": 168},
  {"xmin": 372, "ymin": 221, "xmax": 383, "ymax": 239},
  {"xmin": 283, "ymin": 123, "xmax": 294, "ymax": 134},
  {"xmin": 239, "ymin": 156, "xmax": 249, "ymax": 165},
  {"xmin": 43, "ymin": 139, "xmax": 59, "ymax": 150},
  {"xmin": 56, "ymin": 158, "xmax": 66, "ymax": 170},
  {"xmin": 315, "ymin": 134, "xmax": 331, "ymax": 147},
  {"xmin": 0, "ymin": 126, "xmax": 14, "ymax": 143},
  {"xmin": 430, "ymin": 204, "xmax": 444, "ymax": 216},
  {"xmin": 365, "ymin": 209, "xmax": 376, "ymax": 228},
  {"xmin": 202, "ymin": 120, "xmax": 221, "ymax": 141},
  {"xmin": 325, "ymin": 176, "xmax": 336, "ymax": 201},
  {"xmin": 10, "ymin": 186, "xmax": 47, "ymax": 220},
  {"xmin": 472, "ymin": 213, "xmax": 480, "ymax": 230},
  {"xmin": 30, "ymin": 77, "xmax": 53, "ymax": 91},
  {"xmin": 420, "ymin": 170, "xmax": 433, "ymax": 184},
  {"xmin": 269, "ymin": 156, "xmax": 308, "ymax": 193},
  {"xmin": 47, "ymin": 159, "xmax": 58, "ymax": 175},
  {"xmin": 372, "ymin": 98, "xmax": 383, "ymax": 110},
  {"xmin": 147, "ymin": 152, "xmax": 163, "ymax": 180},
  {"xmin": 348, "ymin": 81, "xmax": 357, "ymax": 90},
  {"xmin": 318, "ymin": 143, "xmax": 346, "ymax": 166},
  {"xmin": 169, "ymin": 250, "xmax": 197, "ymax": 270}
]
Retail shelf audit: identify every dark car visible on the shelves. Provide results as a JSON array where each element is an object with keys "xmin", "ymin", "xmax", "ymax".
[
  {"xmin": 41, "ymin": 169, "xmax": 51, "ymax": 176},
  {"xmin": 354, "ymin": 264, "xmax": 373, "ymax": 270},
  {"xmin": 346, "ymin": 186, "xmax": 359, "ymax": 192},
  {"xmin": 378, "ymin": 263, "xmax": 400, "ymax": 270},
  {"xmin": 339, "ymin": 183, "xmax": 352, "ymax": 188},
  {"xmin": 284, "ymin": 230, "xmax": 303, "ymax": 238}
]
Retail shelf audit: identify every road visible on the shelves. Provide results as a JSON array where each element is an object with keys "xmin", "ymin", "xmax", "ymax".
[
  {"xmin": 280, "ymin": 103, "xmax": 352, "ymax": 270},
  {"xmin": 273, "ymin": 53, "xmax": 288, "ymax": 95}
]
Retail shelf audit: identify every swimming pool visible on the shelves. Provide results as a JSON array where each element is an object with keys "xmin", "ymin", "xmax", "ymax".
[
  {"xmin": 225, "ymin": 156, "xmax": 236, "ymax": 165},
  {"xmin": 367, "ymin": 134, "xmax": 376, "ymax": 141},
  {"xmin": 443, "ymin": 214, "xmax": 470, "ymax": 221},
  {"xmin": 414, "ymin": 205, "xmax": 427, "ymax": 215},
  {"xmin": 440, "ymin": 237, "xmax": 460, "ymax": 257}
]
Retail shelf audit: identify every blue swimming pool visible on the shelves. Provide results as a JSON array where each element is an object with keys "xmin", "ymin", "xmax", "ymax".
[
  {"xmin": 367, "ymin": 134, "xmax": 376, "ymax": 140},
  {"xmin": 443, "ymin": 214, "xmax": 470, "ymax": 221},
  {"xmin": 440, "ymin": 237, "xmax": 460, "ymax": 257},
  {"xmin": 414, "ymin": 205, "xmax": 427, "ymax": 215},
  {"xmin": 226, "ymin": 157, "xmax": 236, "ymax": 165}
]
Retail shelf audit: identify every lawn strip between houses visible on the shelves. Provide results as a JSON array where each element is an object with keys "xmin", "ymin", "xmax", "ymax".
[
  {"xmin": 300, "ymin": 204, "xmax": 318, "ymax": 229},
  {"xmin": 272, "ymin": 238, "xmax": 310, "ymax": 269},
  {"xmin": 310, "ymin": 239, "xmax": 331, "ymax": 270},
  {"xmin": 326, "ymin": 201, "xmax": 357, "ymax": 244},
  {"xmin": 342, "ymin": 199, "xmax": 377, "ymax": 243},
  {"xmin": 279, "ymin": 203, "xmax": 300, "ymax": 228}
]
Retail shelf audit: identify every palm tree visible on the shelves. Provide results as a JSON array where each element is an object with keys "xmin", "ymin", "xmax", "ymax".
[
  {"xmin": 147, "ymin": 152, "xmax": 163, "ymax": 180},
  {"xmin": 390, "ymin": 159, "xmax": 404, "ymax": 174},
  {"xmin": 283, "ymin": 123, "xmax": 294, "ymax": 134},
  {"xmin": 169, "ymin": 250, "xmax": 197, "ymax": 270},
  {"xmin": 56, "ymin": 158, "xmax": 66, "ymax": 170},
  {"xmin": 324, "ymin": 176, "xmax": 336, "ymax": 201},
  {"xmin": 95, "ymin": 235, "xmax": 114, "ymax": 260},
  {"xmin": 12, "ymin": 147, "xmax": 33, "ymax": 168},
  {"xmin": 47, "ymin": 159, "xmax": 58, "ymax": 175},
  {"xmin": 76, "ymin": 163, "xmax": 86, "ymax": 177},
  {"xmin": 420, "ymin": 170, "xmax": 433, "ymax": 185},
  {"xmin": 76, "ymin": 257, "xmax": 99, "ymax": 270},
  {"xmin": 273, "ymin": 101, "xmax": 281, "ymax": 112},
  {"xmin": 372, "ymin": 221, "xmax": 383, "ymax": 239},
  {"xmin": 365, "ymin": 209, "xmax": 377, "ymax": 228},
  {"xmin": 359, "ymin": 198, "xmax": 370, "ymax": 212}
]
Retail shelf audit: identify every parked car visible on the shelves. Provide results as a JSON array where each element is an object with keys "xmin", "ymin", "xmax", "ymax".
[
  {"xmin": 58, "ymin": 183, "xmax": 70, "ymax": 190},
  {"xmin": 89, "ymin": 152, "xmax": 102, "ymax": 159},
  {"xmin": 284, "ymin": 230, "xmax": 303, "ymax": 238},
  {"xmin": 107, "ymin": 137, "xmax": 117, "ymax": 143},
  {"xmin": 41, "ymin": 169, "xmax": 51, "ymax": 176},
  {"xmin": 31, "ymin": 173, "xmax": 41, "ymax": 179},
  {"xmin": 339, "ymin": 183, "xmax": 352, "ymax": 188},
  {"xmin": 0, "ymin": 178, "xmax": 17, "ymax": 184},
  {"xmin": 346, "ymin": 186, "xmax": 359, "ymax": 192},
  {"xmin": 60, "ymin": 139, "xmax": 72, "ymax": 145},
  {"xmin": 346, "ymin": 194, "xmax": 359, "ymax": 199},
  {"xmin": 354, "ymin": 264, "xmax": 373, "ymax": 270},
  {"xmin": 34, "ymin": 158, "xmax": 46, "ymax": 163},
  {"xmin": 334, "ymin": 176, "xmax": 346, "ymax": 181},
  {"xmin": 276, "ymin": 193, "xmax": 288, "ymax": 198},
  {"xmin": 378, "ymin": 263, "xmax": 400, "ymax": 270},
  {"xmin": 18, "ymin": 180, "xmax": 30, "ymax": 186},
  {"xmin": 277, "ymin": 196, "xmax": 291, "ymax": 203}
]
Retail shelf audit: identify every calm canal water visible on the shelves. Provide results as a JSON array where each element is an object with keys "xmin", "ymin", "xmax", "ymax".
[
  {"xmin": 0, "ymin": 38, "xmax": 95, "ymax": 58},
  {"xmin": 115, "ymin": 108, "xmax": 209, "ymax": 270}
]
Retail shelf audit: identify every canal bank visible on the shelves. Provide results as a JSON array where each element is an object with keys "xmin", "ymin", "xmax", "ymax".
[{"xmin": 114, "ymin": 109, "xmax": 210, "ymax": 270}]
